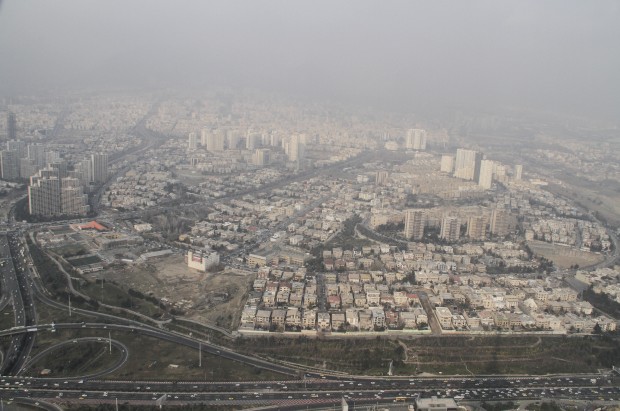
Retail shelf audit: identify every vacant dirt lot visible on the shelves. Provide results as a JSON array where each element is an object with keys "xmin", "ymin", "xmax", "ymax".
[
  {"xmin": 527, "ymin": 240, "xmax": 605, "ymax": 269},
  {"xmin": 100, "ymin": 254, "xmax": 253, "ymax": 330}
]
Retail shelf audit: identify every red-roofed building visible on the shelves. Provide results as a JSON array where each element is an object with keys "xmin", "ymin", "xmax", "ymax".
[{"xmin": 75, "ymin": 221, "xmax": 108, "ymax": 231}]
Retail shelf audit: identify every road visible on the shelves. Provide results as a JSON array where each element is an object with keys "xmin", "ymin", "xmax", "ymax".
[{"xmin": 0, "ymin": 367, "xmax": 618, "ymax": 409}]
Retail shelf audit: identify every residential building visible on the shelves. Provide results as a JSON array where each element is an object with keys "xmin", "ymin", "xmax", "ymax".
[
  {"xmin": 404, "ymin": 209, "xmax": 426, "ymax": 240},
  {"xmin": 454, "ymin": 148, "xmax": 481, "ymax": 181},
  {"xmin": 91, "ymin": 153, "xmax": 108, "ymax": 183},
  {"xmin": 467, "ymin": 216, "xmax": 486, "ymax": 240},
  {"xmin": 0, "ymin": 150, "xmax": 19, "ymax": 180},
  {"xmin": 440, "ymin": 154, "xmax": 454, "ymax": 173},
  {"xmin": 478, "ymin": 159, "xmax": 494, "ymax": 189},
  {"xmin": 440, "ymin": 216, "xmax": 460, "ymax": 242}
]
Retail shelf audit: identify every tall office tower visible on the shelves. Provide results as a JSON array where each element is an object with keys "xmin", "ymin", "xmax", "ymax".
[
  {"xmin": 404, "ymin": 209, "xmax": 426, "ymax": 240},
  {"xmin": 490, "ymin": 208, "xmax": 512, "ymax": 237},
  {"xmin": 200, "ymin": 128, "xmax": 210, "ymax": 146},
  {"xmin": 405, "ymin": 128, "xmax": 427, "ymax": 150},
  {"xmin": 514, "ymin": 164, "xmax": 523, "ymax": 181},
  {"xmin": 467, "ymin": 216, "xmax": 486, "ymax": 240},
  {"xmin": 6, "ymin": 112, "xmax": 16, "ymax": 140},
  {"xmin": 60, "ymin": 177, "xmax": 90, "ymax": 215},
  {"xmin": 246, "ymin": 132, "xmax": 261, "ymax": 150},
  {"xmin": 440, "ymin": 216, "xmax": 460, "ymax": 242},
  {"xmin": 253, "ymin": 148, "xmax": 271, "ymax": 166},
  {"xmin": 0, "ymin": 150, "xmax": 19, "ymax": 180},
  {"xmin": 91, "ymin": 153, "xmax": 108, "ymax": 184},
  {"xmin": 478, "ymin": 159, "xmax": 494, "ymax": 189},
  {"xmin": 27, "ymin": 143, "xmax": 46, "ymax": 168},
  {"xmin": 454, "ymin": 149, "xmax": 482, "ymax": 181},
  {"xmin": 440, "ymin": 154, "xmax": 455, "ymax": 173},
  {"xmin": 76, "ymin": 158, "xmax": 93, "ymax": 187},
  {"xmin": 375, "ymin": 171, "xmax": 389, "ymax": 185},
  {"xmin": 7, "ymin": 140, "xmax": 26, "ymax": 158},
  {"xmin": 188, "ymin": 132, "xmax": 198, "ymax": 151},
  {"xmin": 207, "ymin": 132, "xmax": 226, "ymax": 151},
  {"xmin": 288, "ymin": 134, "xmax": 305, "ymax": 162}
]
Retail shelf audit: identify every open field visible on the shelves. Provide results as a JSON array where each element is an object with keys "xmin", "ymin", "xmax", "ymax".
[
  {"xmin": 233, "ymin": 334, "xmax": 620, "ymax": 376},
  {"xmin": 23, "ymin": 340, "xmax": 123, "ymax": 378},
  {"xmin": 527, "ymin": 240, "xmax": 605, "ymax": 269}
]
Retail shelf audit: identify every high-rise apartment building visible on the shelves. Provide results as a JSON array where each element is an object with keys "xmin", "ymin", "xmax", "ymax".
[
  {"xmin": 91, "ymin": 153, "xmax": 108, "ymax": 184},
  {"xmin": 6, "ymin": 112, "xmax": 16, "ymax": 141},
  {"xmin": 478, "ymin": 159, "xmax": 494, "ymax": 189},
  {"xmin": 288, "ymin": 134, "xmax": 304, "ymax": 163},
  {"xmin": 76, "ymin": 158, "xmax": 93, "ymax": 187},
  {"xmin": 440, "ymin": 154, "xmax": 454, "ymax": 173},
  {"xmin": 227, "ymin": 131, "xmax": 240, "ymax": 150},
  {"xmin": 188, "ymin": 132, "xmax": 198, "ymax": 151},
  {"xmin": 404, "ymin": 209, "xmax": 426, "ymax": 240},
  {"xmin": 454, "ymin": 149, "xmax": 482, "ymax": 181},
  {"xmin": 490, "ymin": 208, "xmax": 512, "ymax": 237},
  {"xmin": 253, "ymin": 148, "xmax": 271, "ymax": 166},
  {"xmin": 27, "ymin": 143, "xmax": 46, "ymax": 168},
  {"xmin": 28, "ymin": 168, "xmax": 89, "ymax": 217},
  {"xmin": 206, "ymin": 132, "xmax": 226, "ymax": 151},
  {"xmin": 440, "ymin": 216, "xmax": 460, "ymax": 242},
  {"xmin": 200, "ymin": 128, "xmax": 209, "ymax": 146},
  {"xmin": 375, "ymin": 171, "xmax": 389, "ymax": 185},
  {"xmin": 514, "ymin": 164, "xmax": 523, "ymax": 181},
  {"xmin": 0, "ymin": 150, "xmax": 20, "ymax": 180},
  {"xmin": 467, "ymin": 216, "xmax": 486, "ymax": 240},
  {"xmin": 246, "ymin": 132, "xmax": 261, "ymax": 150},
  {"xmin": 19, "ymin": 158, "xmax": 37, "ymax": 180},
  {"xmin": 405, "ymin": 128, "xmax": 427, "ymax": 150},
  {"xmin": 60, "ymin": 177, "xmax": 90, "ymax": 215},
  {"xmin": 6, "ymin": 140, "xmax": 26, "ymax": 158}
]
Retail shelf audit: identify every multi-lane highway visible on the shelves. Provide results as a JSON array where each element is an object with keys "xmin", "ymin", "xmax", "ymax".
[{"xmin": 0, "ymin": 370, "xmax": 619, "ymax": 408}]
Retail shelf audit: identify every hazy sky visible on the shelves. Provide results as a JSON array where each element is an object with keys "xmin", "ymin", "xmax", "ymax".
[{"xmin": 1, "ymin": 1, "xmax": 619, "ymax": 120}]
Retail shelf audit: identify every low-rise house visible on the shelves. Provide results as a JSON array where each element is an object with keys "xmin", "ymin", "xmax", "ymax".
[{"xmin": 317, "ymin": 312, "xmax": 331, "ymax": 330}]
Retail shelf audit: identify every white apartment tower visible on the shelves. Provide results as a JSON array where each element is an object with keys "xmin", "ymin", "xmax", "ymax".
[
  {"xmin": 206, "ymin": 131, "xmax": 226, "ymax": 151},
  {"xmin": 188, "ymin": 132, "xmax": 198, "ymax": 151},
  {"xmin": 454, "ymin": 149, "xmax": 482, "ymax": 181},
  {"xmin": 200, "ymin": 128, "xmax": 209, "ymax": 146},
  {"xmin": 514, "ymin": 164, "xmax": 523, "ymax": 181},
  {"xmin": 406, "ymin": 128, "xmax": 427, "ymax": 150},
  {"xmin": 253, "ymin": 148, "xmax": 271, "ymax": 166},
  {"xmin": 440, "ymin": 154, "xmax": 455, "ymax": 173},
  {"xmin": 288, "ymin": 134, "xmax": 305, "ymax": 162},
  {"xmin": 478, "ymin": 159, "xmax": 494, "ymax": 189}
]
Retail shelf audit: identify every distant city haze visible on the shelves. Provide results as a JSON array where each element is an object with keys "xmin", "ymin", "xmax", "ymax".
[{"xmin": 1, "ymin": 0, "xmax": 619, "ymax": 121}]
